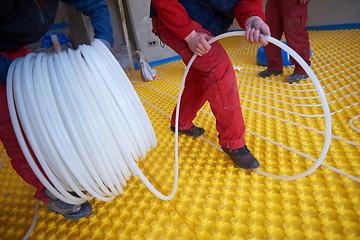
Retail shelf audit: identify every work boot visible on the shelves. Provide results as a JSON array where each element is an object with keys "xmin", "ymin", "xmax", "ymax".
[
  {"xmin": 222, "ymin": 145, "xmax": 260, "ymax": 169},
  {"xmin": 44, "ymin": 189, "xmax": 93, "ymax": 220},
  {"xmin": 170, "ymin": 125, "xmax": 205, "ymax": 137},
  {"xmin": 285, "ymin": 73, "xmax": 308, "ymax": 83},
  {"xmin": 258, "ymin": 69, "xmax": 283, "ymax": 78}
]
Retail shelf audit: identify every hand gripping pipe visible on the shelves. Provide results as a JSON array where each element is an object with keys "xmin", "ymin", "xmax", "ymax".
[{"xmin": 175, "ymin": 31, "xmax": 332, "ymax": 180}]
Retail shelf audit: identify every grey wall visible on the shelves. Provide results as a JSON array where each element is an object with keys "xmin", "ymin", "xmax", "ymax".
[
  {"xmin": 307, "ymin": 0, "xmax": 360, "ymax": 26},
  {"xmin": 230, "ymin": 0, "xmax": 360, "ymax": 30},
  {"xmin": 262, "ymin": 0, "xmax": 360, "ymax": 26},
  {"xmin": 55, "ymin": 0, "xmax": 134, "ymax": 68}
]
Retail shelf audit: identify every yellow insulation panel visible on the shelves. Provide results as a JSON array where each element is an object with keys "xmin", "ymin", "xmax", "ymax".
[{"xmin": 0, "ymin": 29, "xmax": 359, "ymax": 240}]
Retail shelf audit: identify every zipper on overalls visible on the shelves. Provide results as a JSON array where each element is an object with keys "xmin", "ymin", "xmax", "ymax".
[{"xmin": 34, "ymin": 0, "xmax": 45, "ymax": 23}]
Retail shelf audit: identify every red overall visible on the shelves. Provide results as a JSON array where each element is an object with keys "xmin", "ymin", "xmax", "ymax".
[
  {"xmin": 264, "ymin": 0, "xmax": 311, "ymax": 74},
  {"xmin": 151, "ymin": 0, "xmax": 264, "ymax": 149},
  {"xmin": 153, "ymin": 18, "xmax": 247, "ymax": 149},
  {"xmin": 0, "ymin": 47, "xmax": 51, "ymax": 203}
]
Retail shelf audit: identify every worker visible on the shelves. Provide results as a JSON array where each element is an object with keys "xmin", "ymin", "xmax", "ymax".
[
  {"xmin": 258, "ymin": 0, "xmax": 311, "ymax": 83},
  {"xmin": 150, "ymin": 0, "xmax": 270, "ymax": 169},
  {"xmin": 0, "ymin": 0, "xmax": 114, "ymax": 220}
]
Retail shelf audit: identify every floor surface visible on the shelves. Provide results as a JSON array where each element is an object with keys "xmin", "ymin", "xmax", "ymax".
[{"xmin": 0, "ymin": 28, "xmax": 359, "ymax": 240}]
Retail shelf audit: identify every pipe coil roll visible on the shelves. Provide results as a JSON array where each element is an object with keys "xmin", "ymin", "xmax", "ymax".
[{"xmin": 6, "ymin": 40, "xmax": 180, "ymax": 204}]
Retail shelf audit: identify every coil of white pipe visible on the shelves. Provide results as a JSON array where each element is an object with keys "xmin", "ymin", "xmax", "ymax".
[{"xmin": 7, "ymin": 40, "xmax": 176, "ymax": 204}]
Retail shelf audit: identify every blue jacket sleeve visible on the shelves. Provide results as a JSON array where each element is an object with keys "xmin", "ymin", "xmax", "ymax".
[
  {"xmin": 61, "ymin": 0, "xmax": 114, "ymax": 46},
  {"xmin": 0, "ymin": 54, "xmax": 11, "ymax": 84}
]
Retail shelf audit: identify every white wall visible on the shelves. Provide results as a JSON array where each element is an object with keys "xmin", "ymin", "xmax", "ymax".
[{"xmin": 125, "ymin": 0, "xmax": 177, "ymax": 63}]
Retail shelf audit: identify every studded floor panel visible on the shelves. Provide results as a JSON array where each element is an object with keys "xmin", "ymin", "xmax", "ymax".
[{"xmin": 1, "ymin": 29, "xmax": 359, "ymax": 240}]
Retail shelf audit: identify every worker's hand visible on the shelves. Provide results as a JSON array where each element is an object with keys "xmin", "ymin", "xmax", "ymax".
[
  {"xmin": 97, "ymin": 38, "xmax": 112, "ymax": 49},
  {"xmin": 245, "ymin": 16, "xmax": 271, "ymax": 46},
  {"xmin": 184, "ymin": 30, "xmax": 213, "ymax": 56},
  {"xmin": 299, "ymin": 0, "xmax": 309, "ymax": 4}
]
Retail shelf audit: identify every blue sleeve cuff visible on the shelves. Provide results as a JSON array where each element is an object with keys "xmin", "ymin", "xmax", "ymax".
[
  {"xmin": 0, "ymin": 55, "xmax": 11, "ymax": 84},
  {"xmin": 61, "ymin": 0, "xmax": 114, "ymax": 46},
  {"xmin": 97, "ymin": 38, "xmax": 112, "ymax": 49}
]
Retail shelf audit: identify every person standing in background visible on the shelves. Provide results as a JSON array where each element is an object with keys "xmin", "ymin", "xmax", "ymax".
[{"xmin": 258, "ymin": 0, "xmax": 311, "ymax": 83}]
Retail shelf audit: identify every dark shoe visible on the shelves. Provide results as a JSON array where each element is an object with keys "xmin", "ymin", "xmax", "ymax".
[
  {"xmin": 285, "ymin": 73, "xmax": 308, "ymax": 83},
  {"xmin": 222, "ymin": 145, "xmax": 260, "ymax": 169},
  {"xmin": 258, "ymin": 69, "xmax": 283, "ymax": 78},
  {"xmin": 44, "ymin": 189, "xmax": 93, "ymax": 220},
  {"xmin": 170, "ymin": 125, "xmax": 205, "ymax": 137}
]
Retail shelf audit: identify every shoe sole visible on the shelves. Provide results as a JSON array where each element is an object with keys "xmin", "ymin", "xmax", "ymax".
[
  {"xmin": 258, "ymin": 72, "xmax": 283, "ymax": 78},
  {"xmin": 234, "ymin": 162, "xmax": 260, "ymax": 170},
  {"xmin": 285, "ymin": 78, "xmax": 307, "ymax": 83},
  {"xmin": 170, "ymin": 126, "xmax": 205, "ymax": 137},
  {"xmin": 61, "ymin": 203, "xmax": 93, "ymax": 220},
  {"xmin": 285, "ymin": 77, "xmax": 308, "ymax": 83}
]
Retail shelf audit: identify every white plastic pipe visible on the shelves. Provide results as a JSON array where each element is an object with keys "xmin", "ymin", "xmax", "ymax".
[
  {"xmin": 8, "ymin": 56, "xmax": 85, "ymax": 204},
  {"xmin": 349, "ymin": 115, "xmax": 360, "ymax": 133},
  {"xmin": 7, "ymin": 40, "xmax": 177, "ymax": 204}
]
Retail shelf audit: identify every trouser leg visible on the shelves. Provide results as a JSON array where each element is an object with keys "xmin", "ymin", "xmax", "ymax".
[
  {"xmin": 281, "ymin": 0, "xmax": 311, "ymax": 74},
  {"xmin": 170, "ymin": 68, "xmax": 207, "ymax": 129},
  {"xmin": 0, "ymin": 77, "xmax": 50, "ymax": 203},
  {"xmin": 264, "ymin": 0, "xmax": 284, "ymax": 71}
]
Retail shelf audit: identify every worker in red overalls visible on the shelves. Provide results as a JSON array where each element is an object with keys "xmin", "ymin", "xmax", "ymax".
[
  {"xmin": 0, "ymin": 0, "xmax": 113, "ymax": 220},
  {"xmin": 258, "ymin": 0, "xmax": 311, "ymax": 83},
  {"xmin": 150, "ymin": 0, "xmax": 271, "ymax": 169}
]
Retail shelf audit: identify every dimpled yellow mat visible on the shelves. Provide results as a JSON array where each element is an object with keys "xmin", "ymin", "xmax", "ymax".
[{"xmin": 1, "ymin": 28, "xmax": 359, "ymax": 240}]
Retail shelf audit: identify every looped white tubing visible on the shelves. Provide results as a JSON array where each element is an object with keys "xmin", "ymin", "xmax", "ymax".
[
  {"xmin": 349, "ymin": 115, "xmax": 360, "ymax": 133},
  {"xmin": 90, "ymin": 41, "xmax": 177, "ymax": 200},
  {"xmin": 7, "ymin": 40, "xmax": 177, "ymax": 204},
  {"xmin": 176, "ymin": 31, "xmax": 332, "ymax": 180}
]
